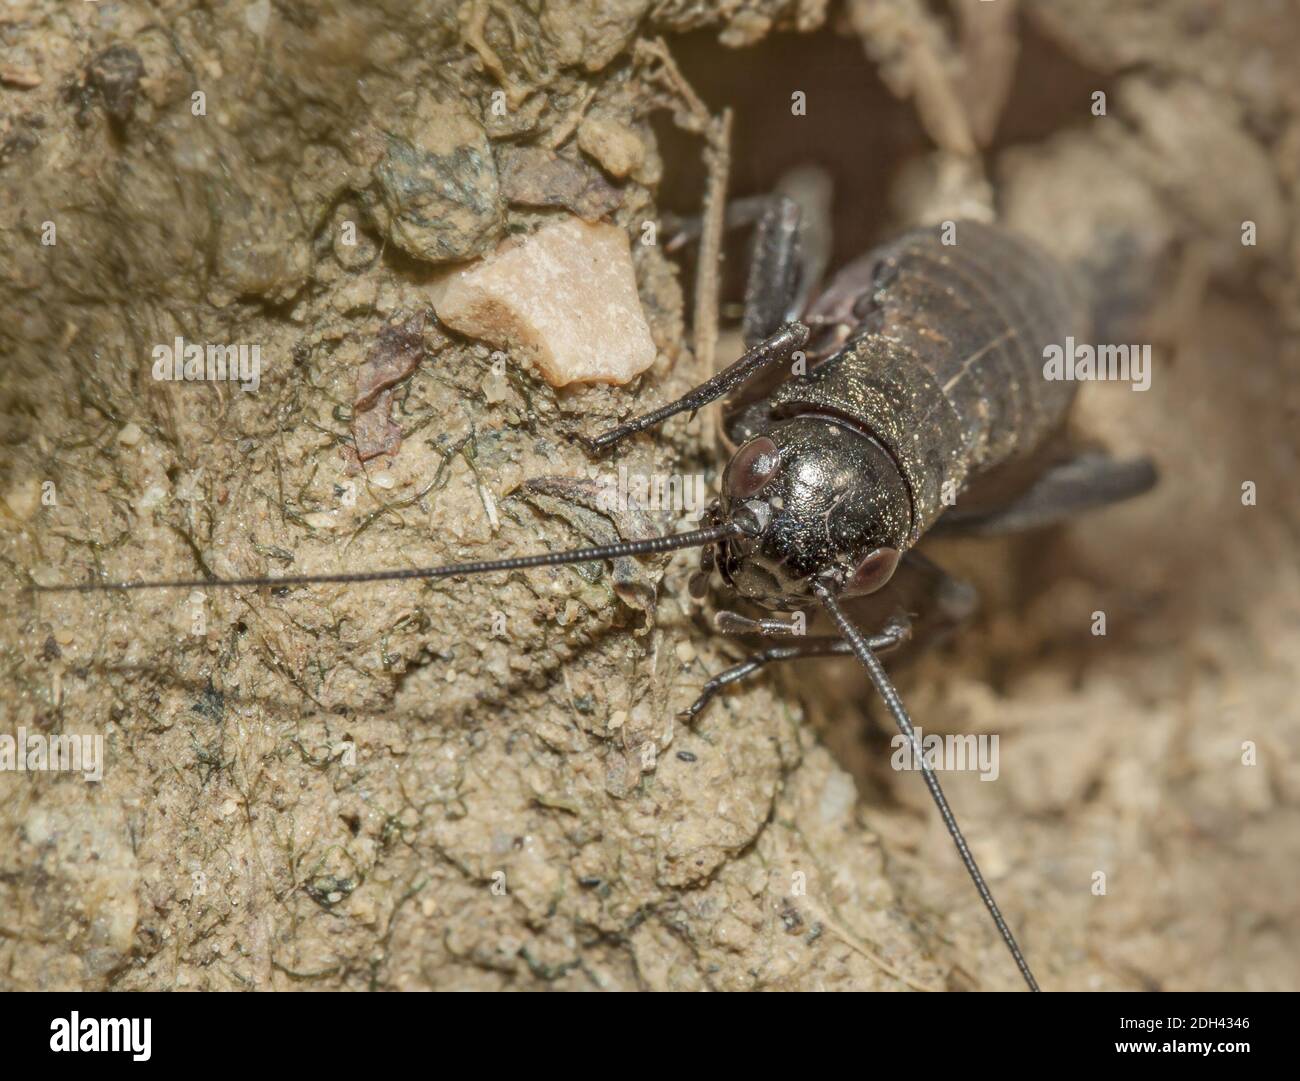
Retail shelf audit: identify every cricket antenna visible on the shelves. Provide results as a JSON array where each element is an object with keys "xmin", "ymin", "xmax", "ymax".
[
  {"xmin": 34, "ymin": 523, "xmax": 739, "ymax": 594},
  {"xmin": 813, "ymin": 580, "xmax": 1041, "ymax": 992}
]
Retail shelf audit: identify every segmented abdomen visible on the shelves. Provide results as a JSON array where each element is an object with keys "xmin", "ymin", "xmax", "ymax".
[{"xmin": 772, "ymin": 221, "xmax": 1087, "ymax": 543}]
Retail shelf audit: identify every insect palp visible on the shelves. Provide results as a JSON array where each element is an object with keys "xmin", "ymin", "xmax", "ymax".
[{"xmin": 713, "ymin": 610, "xmax": 804, "ymax": 636}]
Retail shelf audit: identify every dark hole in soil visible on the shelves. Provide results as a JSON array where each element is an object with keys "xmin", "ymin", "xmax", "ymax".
[
  {"xmin": 655, "ymin": 14, "xmax": 1113, "ymax": 306},
  {"xmin": 655, "ymin": 21, "xmax": 924, "ymax": 278},
  {"xmin": 991, "ymin": 18, "xmax": 1115, "ymax": 148}
]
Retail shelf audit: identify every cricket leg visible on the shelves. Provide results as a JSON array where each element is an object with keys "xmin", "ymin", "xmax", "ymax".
[
  {"xmin": 740, "ymin": 167, "xmax": 835, "ymax": 345},
  {"xmin": 577, "ymin": 321, "xmax": 808, "ymax": 455},
  {"xmin": 664, "ymin": 189, "xmax": 804, "ymax": 345},
  {"xmin": 688, "ymin": 501, "xmax": 723, "ymax": 599},
  {"xmin": 682, "ymin": 618, "xmax": 910, "ymax": 721},
  {"xmin": 662, "ymin": 193, "xmax": 786, "ymax": 251},
  {"xmin": 933, "ymin": 453, "xmax": 1158, "ymax": 537},
  {"xmin": 665, "ymin": 173, "xmax": 832, "ymax": 346},
  {"xmin": 738, "ymin": 193, "xmax": 806, "ymax": 346}
]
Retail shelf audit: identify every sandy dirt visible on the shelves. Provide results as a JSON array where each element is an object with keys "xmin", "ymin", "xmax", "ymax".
[{"xmin": 0, "ymin": 0, "xmax": 1296, "ymax": 991}]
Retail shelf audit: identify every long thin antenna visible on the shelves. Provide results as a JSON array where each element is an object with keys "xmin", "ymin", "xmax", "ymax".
[
  {"xmin": 35, "ymin": 524, "xmax": 738, "ymax": 594},
  {"xmin": 813, "ymin": 580, "xmax": 1041, "ymax": 992}
]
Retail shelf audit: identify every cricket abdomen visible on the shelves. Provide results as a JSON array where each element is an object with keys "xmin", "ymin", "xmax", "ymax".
[{"xmin": 772, "ymin": 221, "xmax": 1087, "ymax": 543}]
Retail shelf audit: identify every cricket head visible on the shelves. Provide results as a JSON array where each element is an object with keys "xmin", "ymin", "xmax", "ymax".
[{"xmin": 715, "ymin": 416, "xmax": 912, "ymax": 608}]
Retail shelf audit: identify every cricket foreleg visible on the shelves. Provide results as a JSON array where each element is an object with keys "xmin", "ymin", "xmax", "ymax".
[
  {"xmin": 933, "ymin": 453, "xmax": 1158, "ymax": 537},
  {"xmin": 577, "ymin": 321, "xmax": 808, "ymax": 455},
  {"xmin": 683, "ymin": 616, "xmax": 912, "ymax": 721}
]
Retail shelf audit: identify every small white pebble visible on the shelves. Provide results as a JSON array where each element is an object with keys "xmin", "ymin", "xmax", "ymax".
[
  {"xmin": 430, "ymin": 217, "xmax": 656, "ymax": 387},
  {"xmin": 117, "ymin": 422, "xmax": 143, "ymax": 447},
  {"xmin": 370, "ymin": 472, "xmax": 396, "ymax": 490},
  {"xmin": 608, "ymin": 710, "xmax": 627, "ymax": 731},
  {"xmin": 675, "ymin": 641, "xmax": 696, "ymax": 664}
]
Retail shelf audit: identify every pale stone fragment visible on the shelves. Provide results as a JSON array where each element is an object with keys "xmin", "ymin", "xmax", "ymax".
[
  {"xmin": 431, "ymin": 217, "xmax": 656, "ymax": 387},
  {"xmin": 577, "ymin": 114, "xmax": 646, "ymax": 179},
  {"xmin": 2, "ymin": 478, "xmax": 41, "ymax": 519}
]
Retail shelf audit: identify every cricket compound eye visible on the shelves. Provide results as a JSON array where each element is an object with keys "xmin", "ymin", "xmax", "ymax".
[
  {"xmin": 842, "ymin": 546, "xmax": 900, "ymax": 597},
  {"xmin": 725, "ymin": 436, "xmax": 780, "ymax": 499}
]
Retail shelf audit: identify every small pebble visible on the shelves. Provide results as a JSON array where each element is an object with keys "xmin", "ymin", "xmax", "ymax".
[
  {"xmin": 430, "ymin": 217, "xmax": 656, "ymax": 387},
  {"xmin": 2, "ymin": 479, "xmax": 41, "ymax": 519},
  {"xmin": 578, "ymin": 114, "xmax": 646, "ymax": 179}
]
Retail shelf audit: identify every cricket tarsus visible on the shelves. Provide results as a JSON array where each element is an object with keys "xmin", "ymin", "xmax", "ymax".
[
  {"xmin": 813, "ymin": 581, "xmax": 1042, "ymax": 992},
  {"xmin": 35, "ymin": 524, "xmax": 740, "ymax": 594}
]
